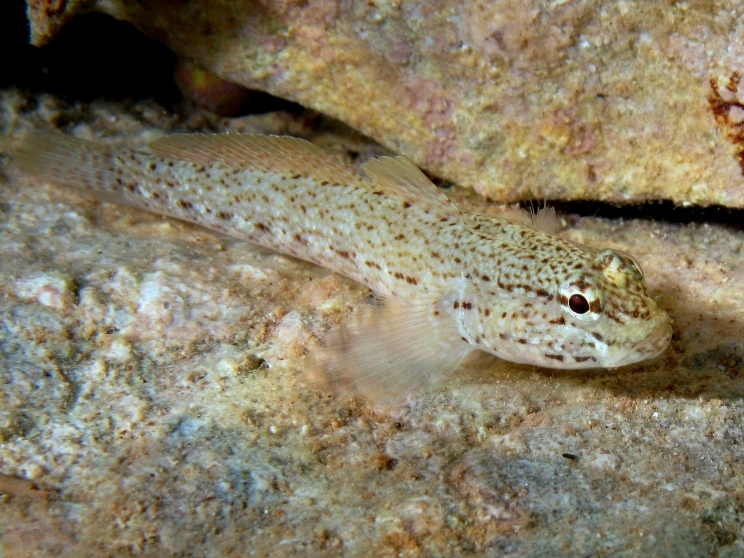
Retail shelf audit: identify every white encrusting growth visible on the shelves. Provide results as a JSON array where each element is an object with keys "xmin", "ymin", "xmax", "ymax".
[{"xmin": 12, "ymin": 130, "xmax": 672, "ymax": 400}]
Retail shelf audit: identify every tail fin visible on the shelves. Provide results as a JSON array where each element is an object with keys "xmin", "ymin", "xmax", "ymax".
[{"xmin": 11, "ymin": 130, "xmax": 111, "ymax": 190}]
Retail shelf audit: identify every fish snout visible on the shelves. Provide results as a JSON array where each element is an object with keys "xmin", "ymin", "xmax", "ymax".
[{"xmin": 635, "ymin": 319, "xmax": 673, "ymax": 358}]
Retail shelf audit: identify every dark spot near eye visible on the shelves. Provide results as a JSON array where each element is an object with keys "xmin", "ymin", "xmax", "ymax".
[
  {"xmin": 549, "ymin": 316, "xmax": 565, "ymax": 325},
  {"xmin": 569, "ymin": 294, "xmax": 590, "ymax": 314}
]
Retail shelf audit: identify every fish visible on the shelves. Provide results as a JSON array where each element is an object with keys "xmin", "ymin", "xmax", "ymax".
[{"xmin": 10, "ymin": 130, "xmax": 673, "ymax": 400}]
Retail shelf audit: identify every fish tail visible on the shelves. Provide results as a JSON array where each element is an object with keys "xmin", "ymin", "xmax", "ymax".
[{"xmin": 11, "ymin": 130, "xmax": 116, "ymax": 194}]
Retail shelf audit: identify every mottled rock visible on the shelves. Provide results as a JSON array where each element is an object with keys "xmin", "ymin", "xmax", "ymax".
[
  {"xmin": 1, "ymin": 91, "xmax": 743, "ymax": 556},
  {"xmin": 22, "ymin": 0, "xmax": 744, "ymax": 205}
]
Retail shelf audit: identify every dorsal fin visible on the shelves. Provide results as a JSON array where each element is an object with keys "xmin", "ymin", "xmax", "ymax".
[
  {"xmin": 530, "ymin": 205, "xmax": 560, "ymax": 235},
  {"xmin": 361, "ymin": 156, "xmax": 459, "ymax": 214},
  {"xmin": 148, "ymin": 133, "xmax": 366, "ymax": 187}
]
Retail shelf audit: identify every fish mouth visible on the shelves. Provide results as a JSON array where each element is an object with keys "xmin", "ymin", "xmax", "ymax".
[{"xmin": 636, "ymin": 320, "xmax": 673, "ymax": 357}]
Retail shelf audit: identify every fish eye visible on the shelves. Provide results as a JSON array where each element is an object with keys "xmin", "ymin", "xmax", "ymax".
[
  {"xmin": 559, "ymin": 275, "xmax": 602, "ymax": 322},
  {"xmin": 568, "ymin": 294, "xmax": 590, "ymax": 314}
]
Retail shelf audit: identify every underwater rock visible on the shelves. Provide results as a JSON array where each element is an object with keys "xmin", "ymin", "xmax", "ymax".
[
  {"xmin": 22, "ymin": 0, "xmax": 744, "ymax": 206},
  {"xmin": 173, "ymin": 59, "xmax": 253, "ymax": 116},
  {"xmin": 1, "ymin": 91, "xmax": 744, "ymax": 556}
]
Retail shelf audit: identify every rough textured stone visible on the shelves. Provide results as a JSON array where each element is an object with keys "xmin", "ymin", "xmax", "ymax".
[
  {"xmin": 21, "ymin": 0, "xmax": 744, "ymax": 205},
  {"xmin": 1, "ymin": 91, "xmax": 743, "ymax": 556},
  {"xmin": 25, "ymin": 0, "xmax": 93, "ymax": 47}
]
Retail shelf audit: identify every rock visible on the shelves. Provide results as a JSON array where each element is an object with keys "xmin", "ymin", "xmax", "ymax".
[
  {"xmin": 24, "ymin": 0, "xmax": 744, "ymax": 206},
  {"xmin": 1, "ymin": 90, "xmax": 743, "ymax": 556}
]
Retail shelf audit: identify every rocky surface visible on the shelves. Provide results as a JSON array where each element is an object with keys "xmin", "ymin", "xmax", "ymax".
[
  {"xmin": 0, "ymin": 91, "xmax": 743, "ymax": 556},
  {"xmin": 22, "ymin": 0, "xmax": 744, "ymax": 206}
]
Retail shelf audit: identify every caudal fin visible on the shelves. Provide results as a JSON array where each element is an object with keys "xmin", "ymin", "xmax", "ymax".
[{"xmin": 11, "ymin": 130, "xmax": 113, "ymax": 191}]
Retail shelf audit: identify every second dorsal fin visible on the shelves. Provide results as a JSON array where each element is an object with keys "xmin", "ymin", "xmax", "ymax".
[{"xmin": 149, "ymin": 133, "xmax": 366, "ymax": 188}]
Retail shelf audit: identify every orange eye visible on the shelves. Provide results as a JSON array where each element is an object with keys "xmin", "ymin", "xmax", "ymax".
[{"xmin": 568, "ymin": 294, "xmax": 590, "ymax": 314}]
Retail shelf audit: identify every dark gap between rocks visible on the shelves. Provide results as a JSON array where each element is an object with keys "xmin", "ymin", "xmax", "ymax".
[
  {"xmin": 520, "ymin": 200, "xmax": 744, "ymax": 231},
  {"xmin": 0, "ymin": 7, "xmax": 296, "ymax": 115}
]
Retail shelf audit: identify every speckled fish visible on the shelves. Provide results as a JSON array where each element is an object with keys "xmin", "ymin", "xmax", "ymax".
[{"xmin": 11, "ymin": 130, "xmax": 672, "ymax": 399}]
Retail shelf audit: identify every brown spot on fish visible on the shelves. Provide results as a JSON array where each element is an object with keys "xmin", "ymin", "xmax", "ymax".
[{"xmin": 574, "ymin": 356, "xmax": 596, "ymax": 363}]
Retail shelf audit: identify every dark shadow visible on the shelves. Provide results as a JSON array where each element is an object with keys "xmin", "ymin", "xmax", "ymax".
[
  {"xmin": 0, "ymin": 7, "xmax": 180, "ymax": 105},
  {"xmin": 522, "ymin": 199, "xmax": 744, "ymax": 232}
]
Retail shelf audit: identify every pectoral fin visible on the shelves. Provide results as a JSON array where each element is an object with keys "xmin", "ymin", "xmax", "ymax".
[{"xmin": 309, "ymin": 294, "xmax": 473, "ymax": 403}]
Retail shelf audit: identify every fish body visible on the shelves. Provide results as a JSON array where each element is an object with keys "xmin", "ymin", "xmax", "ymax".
[{"xmin": 11, "ymin": 131, "xmax": 672, "ymax": 398}]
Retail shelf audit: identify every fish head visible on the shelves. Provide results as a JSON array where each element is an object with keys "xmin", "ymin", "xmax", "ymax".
[{"xmin": 475, "ymin": 248, "xmax": 672, "ymax": 369}]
